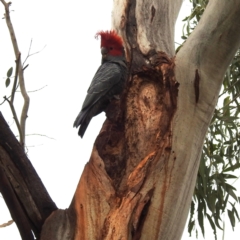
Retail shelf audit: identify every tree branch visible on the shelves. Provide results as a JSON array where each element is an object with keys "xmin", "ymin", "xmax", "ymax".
[
  {"xmin": 4, "ymin": 96, "xmax": 23, "ymax": 144},
  {"xmin": 11, "ymin": 53, "xmax": 21, "ymax": 105},
  {"xmin": 4, "ymin": 53, "xmax": 25, "ymax": 144},
  {"xmin": 0, "ymin": 155, "xmax": 35, "ymax": 240},
  {"xmin": 23, "ymin": 39, "xmax": 46, "ymax": 67},
  {"xmin": 1, "ymin": 0, "xmax": 30, "ymax": 147},
  {"xmin": 0, "ymin": 112, "xmax": 58, "ymax": 237},
  {"xmin": 176, "ymin": 0, "xmax": 240, "ymax": 105},
  {"xmin": 159, "ymin": 1, "xmax": 240, "ymax": 239},
  {"xmin": 0, "ymin": 220, "xmax": 14, "ymax": 228}
]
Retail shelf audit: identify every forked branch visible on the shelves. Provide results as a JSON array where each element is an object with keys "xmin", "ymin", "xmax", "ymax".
[{"xmin": 0, "ymin": 0, "xmax": 30, "ymax": 147}]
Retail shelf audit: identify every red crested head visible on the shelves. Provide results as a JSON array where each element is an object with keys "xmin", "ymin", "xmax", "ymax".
[{"xmin": 95, "ymin": 30, "xmax": 124, "ymax": 56}]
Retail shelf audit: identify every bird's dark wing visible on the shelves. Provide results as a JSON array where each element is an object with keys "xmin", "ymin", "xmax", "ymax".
[{"xmin": 81, "ymin": 62, "xmax": 122, "ymax": 111}]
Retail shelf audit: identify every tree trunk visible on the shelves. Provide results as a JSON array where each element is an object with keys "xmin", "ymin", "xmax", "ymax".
[
  {"xmin": 1, "ymin": 0, "xmax": 240, "ymax": 239},
  {"xmin": 42, "ymin": 0, "xmax": 240, "ymax": 239}
]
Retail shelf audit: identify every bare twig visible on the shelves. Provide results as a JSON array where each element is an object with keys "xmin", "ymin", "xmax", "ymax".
[
  {"xmin": 11, "ymin": 53, "xmax": 21, "ymax": 104},
  {"xmin": 1, "ymin": 0, "xmax": 30, "ymax": 147},
  {"xmin": 22, "ymin": 64, "xmax": 29, "ymax": 71},
  {"xmin": 26, "ymin": 144, "xmax": 44, "ymax": 148},
  {"xmin": 1, "ymin": 85, "xmax": 47, "ymax": 106},
  {"xmin": 4, "ymin": 96, "xmax": 24, "ymax": 144},
  {"xmin": 0, "ymin": 220, "xmax": 14, "ymax": 228},
  {"xmin": 15, "ymin": 133, "xmax": 55, "ymax": 140},
  {"xmin": 15, "ymin": 85, "xmax": 47, "ymax": 93},
  {"xmin": 0, "ymin": 96, "xmax": 9, "ymax": 105},
  {"xmin": 27, "ymin": 85, "xmax": 48, "ymax": 93},
  {"xmin": 23, "ymin": 39, "xmax": 46, "ymax": 66},
  {"xmin": 23, "ymin": 39, "xmax": 33, "ymax": 66},
  {"xmin": 25, "ymin": 133, "xmax": 55, "ymax": 140}
]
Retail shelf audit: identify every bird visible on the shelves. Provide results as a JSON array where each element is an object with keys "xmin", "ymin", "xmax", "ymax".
[{"xmin": 73, "ymin": 30, "xmax": 127, "ymax": 138}]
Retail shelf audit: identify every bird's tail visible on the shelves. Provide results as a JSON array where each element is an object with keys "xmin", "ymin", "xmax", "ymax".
[
  {"xmin": 74, "ymin": 101, "xmax": 104, "ymax": 137},
  {"xmin": 73, "ymin": 110, "xmax": 91, "ymax": 138},
  {"xmin": 78, "ymin": 119, "xmax": 90, "ymax": 138},
  {"xmin": 73, "ymin": 111, "xmax": 85, "ymax": 128}
]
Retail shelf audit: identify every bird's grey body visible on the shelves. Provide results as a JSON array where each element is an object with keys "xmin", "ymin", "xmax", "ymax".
[
  {"xmin": 73, "ymin": 30, "xmax": 127, "ymax": 138},
  {"xmin": 73, "ymin": 59, "xmax": 127, "ymax": 137}
]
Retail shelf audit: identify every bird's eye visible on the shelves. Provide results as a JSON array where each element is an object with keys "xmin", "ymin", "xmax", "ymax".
[{"xmin": 109, "ymin": 47, "xmax": 113, "ymax": 50}]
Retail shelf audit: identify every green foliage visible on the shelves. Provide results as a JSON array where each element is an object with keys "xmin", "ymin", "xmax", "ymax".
[
  {"xmin": 7, "ymin": 67, "xmax": 13, "ymax": 77},
  {"xmin": 180, "ymin": 0, "xmax": 240, "ymax": 238},
  {"xmin": 5, "ymin": 78, "xmax": 10, "ymax": 88},
  {"xmin": 5, "ymin": 67, "xmax": 13, "ymax": 88}
]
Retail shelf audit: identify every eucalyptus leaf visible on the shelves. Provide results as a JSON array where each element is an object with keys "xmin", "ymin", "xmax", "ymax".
[
  {"xmin": 7, "ymin": 67, "xmax": 13, "ymax": 77},
  {"xmin": 227, "ymin": 210, "xmax": 235, "ymax": 230},
  {"xmin": 5, "ymin": 78, "xmax": 10, "ymax": 88},
  {"xmin": 206, "ymin": 214, "xmax": 217, "ymax": 240}
]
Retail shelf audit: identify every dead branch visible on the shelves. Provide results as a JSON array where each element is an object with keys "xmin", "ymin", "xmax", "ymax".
[
  {"xmin": 0, "ymin": 0, "xmax": 30, "ymax": 147},
  {"xmin": 10, "ymin": 53, "xmax": 20, "ymax": 104},
  {"xmin": 0, "ymin": 220, "xmax": 14, "ymax": 228},
  {"xmin": 23, "ymin": 39, "xmax": 46, "ymax": 66}
]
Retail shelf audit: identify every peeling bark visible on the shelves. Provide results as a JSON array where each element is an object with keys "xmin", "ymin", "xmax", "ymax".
[
  {"xmin": 63, "ymin": 0, "xmax": 240, "ymax": 239},
  {"xmin": 70, "ymin": 50, "xmax": 178, "ymax": 240},
  {"xmin": 112, "ymin": 0, "xmax": 183, "ymax": 58},
  {"xmin": 1, "ymin": 0, "xmax": 240, "ymax": 239}
]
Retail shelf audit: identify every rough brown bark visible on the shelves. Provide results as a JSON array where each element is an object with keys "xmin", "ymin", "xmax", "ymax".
[
  {"xmin": 62, "ymin": 1, "xmax": 183, "ymax": 239},
  {"xmin": 1, "ymin": 0, "xmax": 240, "ymax": 239},
  {"xmin": 0, "ymin": 112, "xmax": 57, "ymax": 238},
  {"xmin": 69, "ymin": 52, "xmax": 178, "ymax": 240},
  {"xmin": 62, "ymin": 0, "xmax": 240, "ymax": 239},
  {"xmin": 0, "ymin": 158, "xmax": 34, "ymax": 240}
]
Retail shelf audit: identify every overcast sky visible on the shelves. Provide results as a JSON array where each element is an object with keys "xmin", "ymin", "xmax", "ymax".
[{"xmin": 0, "ymin": 0, "xmax": 239, "ymax": 239}]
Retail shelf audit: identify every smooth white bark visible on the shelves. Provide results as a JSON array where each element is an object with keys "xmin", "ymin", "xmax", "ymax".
[
  {"xmin": 112, "ymin": 0, "xmax": 183, "ymax": 57},
  {"xmin": 50, "ymin": 1, "xmax": 240, "ymax": 240},
  {"xmin": 160, "ymin": 0, "xmax": 240, "ymax": 239}
]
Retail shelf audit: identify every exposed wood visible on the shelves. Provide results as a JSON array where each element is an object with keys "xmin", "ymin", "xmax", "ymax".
[
  {"xmin": 69, "ymin": 50, "xmax": 178, "ymax": 239},
  {"xmin": 1, "ymin": 0, "xmax": 240, "ymax": 239},
  {"xmin": 63, "ymin": 0, "xmax": 240, "ymax": 239}
]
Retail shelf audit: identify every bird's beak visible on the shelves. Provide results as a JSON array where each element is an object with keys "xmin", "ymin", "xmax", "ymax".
[{"xmin": 101, "ymin": 47, "xmax": 108, "ymax": 58}]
